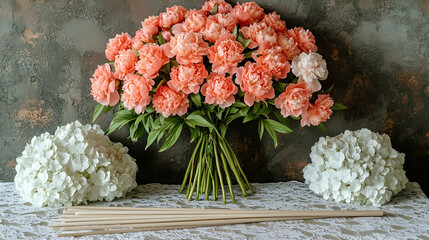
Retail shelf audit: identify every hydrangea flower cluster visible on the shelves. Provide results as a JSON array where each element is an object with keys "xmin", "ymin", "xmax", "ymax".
[
  {"xmin": 303, "ymin": 128, "xmax": 408, "ymax": 206},
  {"xmin": 14, "ymin": 121, "xmax": 138, "ymax": 207}
]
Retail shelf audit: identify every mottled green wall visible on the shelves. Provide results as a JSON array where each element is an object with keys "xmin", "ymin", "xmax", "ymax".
[{"xmin": 1, "ymin": 0, "xmax": 428, "ymax": 195}]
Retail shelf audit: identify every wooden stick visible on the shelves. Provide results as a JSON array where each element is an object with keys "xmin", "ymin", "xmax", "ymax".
[{"xmin": 57, "ymin": 216, "xmax": 319, "ymax": 236}]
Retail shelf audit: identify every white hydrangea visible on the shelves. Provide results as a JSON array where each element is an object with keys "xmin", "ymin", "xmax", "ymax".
[
  {"xmin": 291, "ymin": 52, "xmax": 328, "ymax": 92},
  {"xmin": 303, "ymin": 128, "xmax": 408, "ymax": 206},
  {"xmin": 14, "ymin": 121, "xmax": 138, "ymax": 207}
]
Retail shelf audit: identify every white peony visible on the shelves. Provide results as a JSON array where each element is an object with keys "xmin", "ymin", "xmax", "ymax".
[
  {"xmin": 14, "ymin": 121, "xmax": 138, "ymax": 207},
  {"xmin": 291, "ymin": 52, "xmax": 328, "ymax": 92},
  {"xmin": 303, "ymin": 128, "xmax": 408, "ymax": 206}
]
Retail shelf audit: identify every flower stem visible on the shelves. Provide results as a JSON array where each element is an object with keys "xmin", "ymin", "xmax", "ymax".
[
  {"xmin": 179, "ymin": 137, "xmax": 202, "ymax": 193},
  {"xmin": 213, "ymin": 139, "xmax": 226, "ymax": 204}
]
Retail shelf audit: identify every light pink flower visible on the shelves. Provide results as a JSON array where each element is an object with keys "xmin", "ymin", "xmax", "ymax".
[
  {"xmin": 164, "ymin": 32, "xmax": 209, "ymax": 65},
  {"xmin": 301, "ymin": 94, "xmax": 334, "ymax": 127},
  {"xmin": 211, "ymin": 13, "xmax": 237, "ymax": 32},
  {"xmin": 254, "ymin": 46, "xmax": 290, "ymax": 79},
  {"xmin": 240, "ymin": 22, "xmax": 277, "ymax": 49},
  {"xmin": 201, "ymin": 17, "xmax": 230, "ymax": 43},
  {"xmin": 152, "ymin": 86, "xmax": 189, "ymax": 118},
  {"xmin": 203, "ymin": 0, "xmax": 233, "ymax": 14},
  {"xmin": 291, "ymin": 52, "xmax": 328, "ymax": 92},
  {"xmin": 122, "ymin": 74, "xmax": 155, "ymax": 114},
  {"xmin": 141, "ymin": 16, "xmax": 160, "ymax": 36},
  {"xmin": 132, "ymin": 28, "xmax": 155, "ymax": 51},
  {"xmin": 159, "ymin": 5, "xmax": 187, "ymax": 28},
  {"xmin": 274, "ymin": 82, "xmax": 312, "ymax": 118},
  {"xmin": 135, "ymin": 43, "xmax": 170, "ymax": 80},
  {"xmin": 235, "ymin": 62, "xmax": 275, "ymax": 106},
  {"xmin": 172, "ymin": 9, "xmax": 207, "ymax": 35},
  {"xmin": 114, "ymin": 49, "xmax": 138, "ymax": 80},
  {"xmin": 105, "ymin": 33, "xmax": 132, "ymax": 61},
  {"xmin": 161, "ymin": 30, "xmax": 172, "ymax": 42},
  {"xmin": 90, "ymin": 63, "xmax": 119, "ymax": 106},
  {"xmin": 277, "ymin": 32, "xmax": 301, "ymax": 60},
  {"xmin": 201, "ymin": 73, "xmax": 238, "ymax": 108},
  {"xmin": 168, "ymin": 63, "xmax": 208, "ymax": 94},
  {"xmin": 262, "ymin": 12, "xmax": 286, "ymax": 33},
  {"xmin": 208, "ymin": 34, "xmax": 245, "ymax": 75},
  {"xmin": 287, "ymin": 27, "xmax": 318, "ymax": 53},
  {"xmin": 233, "ymin": 1, "xmax": 265, "ymax": 26}
]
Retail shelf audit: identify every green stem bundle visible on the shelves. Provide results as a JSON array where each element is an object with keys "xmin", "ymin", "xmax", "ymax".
[{"xmin": 179, "ymin": 129, "xmax": 253, "ymax": 203}]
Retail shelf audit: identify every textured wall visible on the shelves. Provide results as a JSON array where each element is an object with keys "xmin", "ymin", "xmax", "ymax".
[{"xmin": 1, "ymin": 0, "xmax": 428, "ymax": 195}]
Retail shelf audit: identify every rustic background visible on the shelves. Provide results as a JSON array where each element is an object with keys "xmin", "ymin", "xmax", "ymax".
[{"xmin": 1, "ymin": 0, "xmax": 428, "ymax": 196}]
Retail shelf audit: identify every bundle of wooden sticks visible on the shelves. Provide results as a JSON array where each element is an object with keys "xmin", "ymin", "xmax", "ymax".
[{"xmin": 50, "ymin": 206, "xmax": 384, "ymax": 237}]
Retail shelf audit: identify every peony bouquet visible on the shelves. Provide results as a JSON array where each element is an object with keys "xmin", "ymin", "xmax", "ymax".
[{"xmin": 91, "ymin": 0, "xmax": 346, "ymax": 203}]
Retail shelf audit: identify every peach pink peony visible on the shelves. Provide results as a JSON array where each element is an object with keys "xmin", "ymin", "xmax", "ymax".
[
  {"xmin": 161, "ymin": 31, "xmax": 172, "ymax": 42},
  {"xmin": 114, "ymin": 49, "xmax": 138, "ymax": 80},
  {"xmin": 211, "ymin": 13, "xmax": 237, "ymax": 32},
  {"xmin": 240, "ymin": 22, "xmax": 277, "ymax": 49},
  {"xmin": 262, "ymin": 12, "xmax": 286, "ymax": 33},
  {"xmin": 202, "ymin": 0, "xmax": 233, "ymax": 14},
  {"xmin": 274, "ymin": 82, "xmax": 312, "ymax": 118},
  {"xmin": 254, "ymin": 46, "xmax": 290, "ymax": 79},
  {"xmin": 208, "ymin": 34, "xmax": 245, "ymax": 75},
  {"xmin": 235, "ymin": 62, "xmax": 275, "ymax": 106},
  {"xmin": 152, "ymin": 86, "xmax": 189, "ymax": 118},
  {"xmin": 168, "ymin": 63, "xmax": 208, "ymax": 94},
  {"xmin": 90, "ymin": 63, "xmax": 119, "ymax": 106},
  {"xmin": 142, "ymin": 16, "xmax": 160, "ymax": 36},
  {"xmin": 172, "ymin": 9, "xmax": 207, "ymax": 35},
  {"xmin": 132, "ymin": 28, "xmax": 155, "ymax": 51},
  {"xmin": 121, "ymin": 74, "xmax": 154, "ymax": 114},
  {"xmin": 291, "ymin": 52, "xmax": 328, "ymax": 92},
  {"xmin": 201, "ymin": 17, "xmax": 230, "ymax": 43},
  {"xmin": 287, "ymin": 27, "xmax": 318, "ymax": 53},
  {"xmin": 301, "ymin": 94, "xmax": 334, "ymax": 127},
  {"xmin": 164, "ymin": 32, "xmax": 209, "ymax": 65},
  {"xmin": 159, "ymin": 5, "xmax": 187, "ymax": 28},
  {"xmin": 201, "ymin": 73, "xmax": 238, "ymax": 108},
  {"xmin": 105, "ymin": 33, "xmax": 132, "ymax": 61},
  {"xmin": 233, "ymin": 1, "xmax": 265, "ymax": 26},
  {"xmin": 135, "ymin": 43, "xmax": 170, "ymax": 79},
  {"xmin": 277, "ymin": 33, "xmax": 301, "ymax": 61}
]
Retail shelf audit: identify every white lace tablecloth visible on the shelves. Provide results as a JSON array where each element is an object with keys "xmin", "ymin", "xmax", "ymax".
[{"xmin": 1, "ymin": 181, "xmax": 428, "ymax": 239}]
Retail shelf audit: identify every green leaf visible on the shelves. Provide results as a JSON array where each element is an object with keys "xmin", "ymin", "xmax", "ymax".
[
  {"xmin": 265, "ymin": 119, "xmax": 293, "ymax": 134},
  {"xmin": 157, "ymin": 34, "xmax": 166, "ymax": 44},
  {"xmin": 160, "ymin": 62, "xmax": 170, "ymax": 73},
  {"xmin": 185, "ymin": 119, "xmax": 196, "ymax": 128},
  {"xmin": 145, "ymin": 129, "xmax": 159, "ymax": 150},
  {"xmin": 219, "ymin": 122, "xmax": 227, "ymax": 138},
  {"xmin": 210, "ymin": 2, "xmax": 218, "ymax": 15},
  {"xmin": 105, "ymin": 112, "xmax": 137, "ymax": 135},
  {"xmin": 232, "ymin": 25, "xmax": 238, "ymax": 35},
  {"xmin": 232, "ymin": 102, "xmax": 247, "ymax": 108},
  {"xmin": 290, "ymin": 115, "xmax": 302, "ymax": 120},
  {"xmin": 252, "ymin": 102, "xmax": 260, "ymax": 114},
  {"xmin": 243, "ymin": 113, "xmax": 259, "ymax": 123},
  {"xmin": 104, "ymin": 105, "xmax": 113, "ymax": 114},
  {"xmin": 239, "ymin": 106, "xmax": 250, "ymax": 116},
  {"xmin": 190, "ymin": 94, "xmax": 202, "ymax": 108},
  {"xmin": 226, "ymin": 113, "xmax": 243, "ymax": 125},
  {"xmin": 244, "ymin": 50, "xmax": 256, "ymax": 58},
  {"xmin": 229, "ymin": 107, "xmax": 239, "ymax": 114},
  {"xmin": 145, "ymin": 105, "xmax": 155, "ymax": 113},
  {"xmin": 93, "ymin": 103, "xmax": 104, "ymax": 122},
  {"xmin": 273, "ymin": 81, "xmax": 286, "ymax": 93},
  {"xmin": 326, "ymin": 83, "xmax": 334, "ymax": 93},
  {"xmin": 317, "ymin": 122, "xmax": 326, "ymax": 132},
  {"xmin": 256, "ymin": 54, "xmax": 262, "ymax": 58},
  {"xmin": 159, "ymin": 123, "xmax": 183, "ymax": 152},
  {"xmin": 273, "ymin": 109, "xmax": 289, "ymax": 126},
  {"xmin": 132, "ymin": 48, "xmax": 140, "ymax": 56},
  {"xmin": 190, "ymin": 127, "xmax": 200, "ymax": 143},
  {"xmin": 241, "ymin": 39, "xmax": 252, "ymax": 48},
  {"xmin": 258, "ymin": 120, "xmax": 264, "ymax": 140},
  {"xmin": 264, "ymin": 120, "xmax": 278, "ymax": 147},
  {"xmin": 133, "ymin": 123, "xmax": 145, "ymax": 140},
  {"xmin": 331, "ymin": 102, "xmax": 348, "ymax": 110},
  {"xmin": 186, "ymin": 115, "xmax": 212, "ymax": 128},
  {"xmin": 129, "ymin": 121, "xmax": 137, "ymax": 142},
  {"xmin": 236, "ymin": 32, "xmax": 243, "ymax": 42}
]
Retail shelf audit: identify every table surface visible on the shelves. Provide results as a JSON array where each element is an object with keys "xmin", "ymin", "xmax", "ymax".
[{"xmin": 1, "ymin": 181, "xmax": 429, "ymax": 240}]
